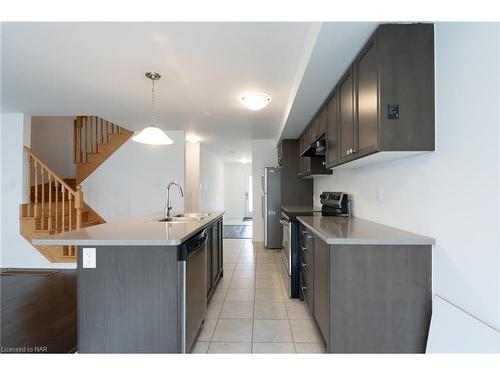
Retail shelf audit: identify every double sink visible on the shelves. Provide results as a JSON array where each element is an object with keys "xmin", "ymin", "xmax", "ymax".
[{"xmin": 154, "ymin": 212, "xmax": 211, "ymax": 223}]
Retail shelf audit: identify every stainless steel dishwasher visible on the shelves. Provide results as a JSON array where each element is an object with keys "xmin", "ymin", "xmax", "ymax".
[{"xmin": 178, "ymin": 229, "xmax": 208, "ymax": 353}]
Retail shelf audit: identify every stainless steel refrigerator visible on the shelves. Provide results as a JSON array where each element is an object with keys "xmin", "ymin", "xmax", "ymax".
[{"xmin": 262, "ymin": 167, "xmax": 282, "ymax": 248}]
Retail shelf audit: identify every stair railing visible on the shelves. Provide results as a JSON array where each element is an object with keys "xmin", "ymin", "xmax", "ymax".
[
  {"xmin": 74, "ymin": 115, "xmax": 121, "ymax": 164},
  {"xmin": 25, "ymin": 146, "xmax": 84, "ymax": 237}
]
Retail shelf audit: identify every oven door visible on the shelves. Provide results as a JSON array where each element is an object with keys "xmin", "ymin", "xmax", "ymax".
[{"xmin": 280, "ymin": 217, "xmax": 292, "ymax": 295}]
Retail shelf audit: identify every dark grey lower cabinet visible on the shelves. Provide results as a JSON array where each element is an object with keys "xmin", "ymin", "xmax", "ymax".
[
  {"xmin": 299, "ymin": 224, "xmax": 432, "ymax": 353},
  {"xmin": 312, "ymin": 237, "xmax": 330, "ymax": 350},
  {"xmin": 207, "ymin": 218, "xmax": 223, "ymax": 299}
]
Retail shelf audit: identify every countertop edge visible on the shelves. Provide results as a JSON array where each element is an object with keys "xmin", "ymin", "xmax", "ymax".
[
  {"xmin": 296, "ymin": 216, "xmax": 436, "ymax": 246},
  {"xmin": 32, "ymin": 212, "xmax": 224, "ymax": 247}
]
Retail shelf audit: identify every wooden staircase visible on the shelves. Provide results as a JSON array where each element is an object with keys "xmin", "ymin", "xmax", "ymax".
[
  {"xmin": 20, "ymin": 148, "xmax": 106, "ymax": 263},
  {"xmin": 74, "ymin": 115, "xmax": 133, "ymax": 184},
  {"xmin": 19, "ymin": 115, "xmax": 132, "ymax": 263}
]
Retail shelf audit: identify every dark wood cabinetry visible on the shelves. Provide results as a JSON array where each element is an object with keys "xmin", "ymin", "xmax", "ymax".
[
  {"xmin": 207, "ymin": 218, "xmax": 223, "ymax": 299},
  {"xmin": 339, "ymin": 68, "xmax": 355, "ymax": 159},
  {"xmin": 325, "ymin": 90, "xmax": 339, "ymax": 166},
  {"xmin": 356, "ymin": 38, "xmax": 379, "ymax": 156},
  {"xmin": 276, "ymin": 139, "xmax": 313, "ymax": 203},
  {"xmin": 313, "ymin": 237, "xmax": 330, "ymax": 349},
  {"xmin": 298, "ymin": 222, "xmax": 432, "ymax": 353},
  {"xmin": 300, "ymin": 23, "xmax": 435, "ymax": 169}
]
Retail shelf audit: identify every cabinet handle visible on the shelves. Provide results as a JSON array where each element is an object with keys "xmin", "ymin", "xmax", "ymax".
[
  {"xmin": 322, "ymin": 161, "xmax": 326, "ymax": 166},
  {"xmin": 307, "ymin": 234, "xmax": 313, "ymax": 240},
  {"xmin": 302, "ymin": 230, "xmax": 308, "ymax": 235},
  {"xmin": 301, "ymin": 246, "xmax": 308, "ymax": 252},
  {"xmin": 301, "ymin": 263, "xmax": 307, "ymax": 268},
  {"xmin": 301, "ymin": 286, "xmax": 308, "ymax": 291}
]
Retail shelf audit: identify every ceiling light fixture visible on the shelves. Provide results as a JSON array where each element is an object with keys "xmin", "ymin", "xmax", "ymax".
[
  {"xmin": 239, "ymin": 92, "xmax": 272, "ymax": 111},
  {"xmin": 239, "ymin": 158, "xmax": 250, "ymax": 164},
  {"xmin": 186, "ymin": 133, "xmax": 201, "ymax": 143},
  {"xmin": 132, "ymin": 72, "xmax": 173, "ymax": 145}
]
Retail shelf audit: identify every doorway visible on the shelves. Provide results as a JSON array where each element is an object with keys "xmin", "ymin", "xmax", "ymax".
[
  {"xmin": 223, "ymin": 162, "xmax": 253, "ymax": 239},
  {"xmin": 244, "ymin": 175, "xmax": 253, "ymax": 219}
]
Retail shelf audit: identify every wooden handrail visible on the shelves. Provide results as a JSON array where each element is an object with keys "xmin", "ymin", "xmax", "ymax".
[
  {"xmin": 24, "ymin": 146, "xmax": 84, "ymax": 243},
  {"xmin": 24, "ymin": 146, "xmax": 77, "ymax": 195}
]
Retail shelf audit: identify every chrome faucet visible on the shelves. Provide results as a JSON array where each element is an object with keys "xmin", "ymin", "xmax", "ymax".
[{"xmin": 165, "ymin": 182, "xmax": 184, "ymax": 218}]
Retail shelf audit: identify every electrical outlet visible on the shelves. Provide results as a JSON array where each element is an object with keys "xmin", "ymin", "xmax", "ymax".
[{"xmin": 82, "ymin": 248, "xmax": 96, "ymax": 268}]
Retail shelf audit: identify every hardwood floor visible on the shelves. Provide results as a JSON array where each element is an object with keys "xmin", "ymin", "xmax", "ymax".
[{"xmin": 0, "ymin": 269, "xmax": 76, "ymax": 353}]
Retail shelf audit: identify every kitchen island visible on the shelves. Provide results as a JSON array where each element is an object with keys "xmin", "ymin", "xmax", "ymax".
[{"xmin": 34, "ymin": 212, "xmax": 224, "ymax": 353}]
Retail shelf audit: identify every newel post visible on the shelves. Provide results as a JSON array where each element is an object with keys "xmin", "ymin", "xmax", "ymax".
[{"xmin": 75, "ymin": 185, "xmax": 83, "ymax": 230}]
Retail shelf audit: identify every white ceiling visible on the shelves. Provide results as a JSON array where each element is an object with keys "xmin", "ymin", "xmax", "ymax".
[
  {"xmin": 277, "ymin": 22, "xmax": 379, "ymax": 141},
  {"xmin": 1, "ymin": 22, "xmax": 381, "ymax": 162},
  {"xmin": 1, "ymin": 22, "xmax": 312, "ymax": 161}
]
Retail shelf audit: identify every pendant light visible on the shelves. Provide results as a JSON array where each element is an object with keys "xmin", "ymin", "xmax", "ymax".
[{"xmin": 132, "ymin": 72, "xmax": 173, "ymax": 145}]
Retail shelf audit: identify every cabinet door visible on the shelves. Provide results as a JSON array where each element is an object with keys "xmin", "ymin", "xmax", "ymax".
[
  {"xmin": 318, "ymin": 106, "xmax": 327, "ymax": 139},
  {"xmin": 304, "ymin": 156, "xmax": 311, "ymax": 176},
  {"xmin": 326, "ymin": 90, "xmax": 339, "ymax": 166},
  {"xmin": 211, "ymin": 223, "xmax": 220, "ymax": 286},
  {"xmin": 310, "ymin": 116, "xmax": 320, "ymax": 143},
  {"xmin": 313, "ymin": 237, "xmax": 330, "ymax": 349},
  {"xmin": 206, "ymin": 228, "xmax": 213, "ymax": 296},
  {"xmin": 356, "ymin": 39, "xmax": 379, "ymax": 154},
  {"xmin": 339, "ymin": 68, "xmax": 355, "ymax": 158},
  {"xmin": 218, "ymin": 220, "xmax": 223, "ymax": 274}
]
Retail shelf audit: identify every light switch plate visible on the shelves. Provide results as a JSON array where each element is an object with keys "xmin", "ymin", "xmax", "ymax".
[{"xmin": 82, "ymin": 248, "xmax": 96, "ymax": 268}]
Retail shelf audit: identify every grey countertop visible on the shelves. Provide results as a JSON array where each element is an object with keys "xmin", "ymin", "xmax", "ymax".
[
  {"xmin": 32, "ymin": 212, "xmax": 224, "ymax": 246},
  {"xmin": 281, "ymin": 205, "xmax": 322, "ymax": 214},
  {"xmin": 297, "ymin": 215, "xmax": 435, "ymax": 245}
]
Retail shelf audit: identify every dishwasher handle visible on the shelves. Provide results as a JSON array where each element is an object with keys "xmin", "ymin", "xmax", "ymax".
[{"xmin": 178, "ymin": 229, "xmax": 208, "ymax": 261}]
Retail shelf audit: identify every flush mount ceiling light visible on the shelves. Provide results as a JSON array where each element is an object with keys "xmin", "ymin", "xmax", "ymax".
[
  {"xmin": 239, "ymin": 92, "xmax": 272, "ymax": 111},
  {"xmin": 132, "ymin": 72, "xmax": 173, "ymax": 145},
  {"xmin": 186, "ymin": 133, "xmax": 201, "ymax": 143}
]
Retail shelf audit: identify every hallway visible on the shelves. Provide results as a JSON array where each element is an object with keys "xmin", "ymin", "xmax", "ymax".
[{"xmin": 191, "ymin": 239, "xmax": 324, "ymax": 353}]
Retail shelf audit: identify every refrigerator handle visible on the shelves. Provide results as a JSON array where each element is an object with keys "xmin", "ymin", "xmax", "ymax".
[
  {"xmin": 261, "ymin": 195, "xmax": 265, "ymax": 219},
  {"xmin": 261, "ymin": 174, "xmax": 265, "ymax": 192}
]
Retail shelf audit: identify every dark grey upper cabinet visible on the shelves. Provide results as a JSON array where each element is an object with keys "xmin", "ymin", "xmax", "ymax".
[
  {"xmin": 301, "ymin": 23, "xmax": 435, "ymax": 169},
  {"xmin": 325, "ymin": 89, "xmax": 339, "ymax": 167},
  {"xmin": 355, "ymin": 37, "xmax": 379, "ymax": 156},
  {"xmin": 318, "ymin": 107, "xmax": 327, "ymax": 139},
  {"xmin": 310, "ymin": 116, "xmax": 320, "ymax": 143},
  {"xmin": 339, "ymin": 68, "xmax": 355, "ymax": 159}
]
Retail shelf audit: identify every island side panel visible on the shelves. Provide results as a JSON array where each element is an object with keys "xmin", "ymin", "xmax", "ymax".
[
  {"xmin": 77, "ymin": 245, "xmax": 180, "ymax": 353},
  {"xmin": 330, "ymin": 244, "xmax": 432, "ymax": 353}
]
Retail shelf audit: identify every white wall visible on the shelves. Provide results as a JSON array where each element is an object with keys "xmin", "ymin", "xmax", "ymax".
[
  {"xmin": 224, "ymin": 162, "xmax": 252, "ymax": 218},
  {"xmin": 252, "ymin": 139, "xmax": 277, "ymax": 242},
  {"xmin": 185, "ymin": 142, "xmax": 200, "ymax": 212},
  {"xmin": 199, "ymin": 145, "xmax": 225, "ymax": 213},
  {"xmin": 313, "ymin": 23, "xmax": 500, "ymax": 350},
  {"xmin": 1, "ymin": 113, "xmax": 72, "ymax": 269},
  {"xmin": 82, "ymin": 130, "xmax": 185, "ymax": 222},
  {"xmin": 31, "ymin": 116, "xmax": 75, "ymax": 179}
]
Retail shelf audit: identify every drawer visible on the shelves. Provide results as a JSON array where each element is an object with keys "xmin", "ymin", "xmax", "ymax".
[
  {"xmin": 300, "ymin": 247, "xmax": 312, "ymax": 277},
  {"xmin": 300, "ymin": 226, "xmax": 314, "ymax": 247},
  {"xmin": 300, "ymin": 270, "xmax": 312, "ymax": 310}
]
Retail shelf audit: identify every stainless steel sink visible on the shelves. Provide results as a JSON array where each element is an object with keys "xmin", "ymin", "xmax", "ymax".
[
  {"xmin": 174, "ymin": 213, "xmax": 211, "ymax": 218},
  {"xmin": 152, "ymin": 212, "xmax": 211, "ymax": 223}
]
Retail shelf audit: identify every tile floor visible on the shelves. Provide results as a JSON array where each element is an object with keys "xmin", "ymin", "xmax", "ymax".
[{"xmin": 191, "ymin": 239, "xmax": 325, "ymax": 354}]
